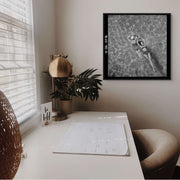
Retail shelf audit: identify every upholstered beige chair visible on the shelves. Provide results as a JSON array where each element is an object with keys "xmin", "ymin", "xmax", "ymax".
[
  {"xmin": 133, "ymin": 129, "xmax": 180, "ymax": 179},
  {"xmin": 0, "ymin": 91, "xmax": 22, "ymax": 179}
]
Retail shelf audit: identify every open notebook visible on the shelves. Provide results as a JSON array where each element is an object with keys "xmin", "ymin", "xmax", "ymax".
[{"xmin": 53, "ymin": 122, "xmax": 129, "ymax": 156}]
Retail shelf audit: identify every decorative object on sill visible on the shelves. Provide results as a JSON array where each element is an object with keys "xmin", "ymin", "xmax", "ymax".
[
  {"xmin": 47, "ymin": 54, "xmax": 102, "ymax": 120},
  {"xmin": 103, "ymin": 13, "xmax": 171, "ymax": 80},
  {"xmin": 41, "ymin": 102, "xmax": 52, "ymax": 126},
  {"xmin": 49, "ymin": 54, "xmax": 72, "ymax": 78},
  {"xmin": 50, "ymin": 68, "xmax": 102, "ymax": 116},
  {"xmin": 47, "ymin": 54, "xmax": 72, "ymax": 121},
  {"xmin": 0, "ymin": 90, "xmax": 22, "ymax": 179}
]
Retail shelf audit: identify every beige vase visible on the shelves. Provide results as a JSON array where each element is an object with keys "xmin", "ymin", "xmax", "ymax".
[{"xmin": 59, "ymin": 100, "xmax": 72, "ymax": 114}]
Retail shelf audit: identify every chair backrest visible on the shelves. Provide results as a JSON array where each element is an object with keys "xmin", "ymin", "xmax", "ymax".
[
  {"xmin": 133, "ymin": 129, "xmax": 180, "ymax": 179},
  {"xmin": 0, "ymin": 90, "xmax": 22, "ymax": 179}
]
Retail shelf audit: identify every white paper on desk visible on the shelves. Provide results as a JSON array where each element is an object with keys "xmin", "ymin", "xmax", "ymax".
[{"xmin": 53, "ymin": 122, "xmax": 129, "ymax": 156}]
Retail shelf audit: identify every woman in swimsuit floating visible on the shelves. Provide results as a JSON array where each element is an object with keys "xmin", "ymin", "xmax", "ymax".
[{"xmin": 128, "ymin": 35, "xmax": 155, "ymax": 72}]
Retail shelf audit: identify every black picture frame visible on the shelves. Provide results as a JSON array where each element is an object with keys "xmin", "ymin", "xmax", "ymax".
[{"xmin": 103, "ymin": 13, "xmax": 171, "ymax": 80}]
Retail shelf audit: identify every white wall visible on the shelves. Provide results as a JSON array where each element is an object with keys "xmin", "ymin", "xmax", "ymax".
[
  {"xmin": 55, "ymin": 0, "xmax": 180, "ymax": 141},
  {"xmin": 33, "ymin": 0, "xmax": 57, "ymax": 104}
]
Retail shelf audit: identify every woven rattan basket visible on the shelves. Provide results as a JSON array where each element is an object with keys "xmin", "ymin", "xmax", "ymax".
[{"xmin": 0, "ymin": 90, "xmax": 22, "ymax": 179}]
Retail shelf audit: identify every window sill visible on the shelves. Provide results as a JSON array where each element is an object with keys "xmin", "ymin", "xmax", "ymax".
[{"xmin": 19, "ymin": 111, "xmax": 41, "ymax": 138}]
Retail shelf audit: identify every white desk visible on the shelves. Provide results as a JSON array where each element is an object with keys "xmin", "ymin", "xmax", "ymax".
[{"xmin": 15, "ymin": 111, "xmax": 144, "ymax": 179}]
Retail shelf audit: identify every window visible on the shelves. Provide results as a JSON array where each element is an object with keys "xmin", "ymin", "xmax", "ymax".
[{"xmin": 0, "ymin": 0, "xmax": 37, "ymax": 123}]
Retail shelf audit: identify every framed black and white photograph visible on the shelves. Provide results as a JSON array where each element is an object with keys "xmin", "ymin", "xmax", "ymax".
[{"xmin": 103, "ymin": 13, "xmax": 171, "ymax": 80}]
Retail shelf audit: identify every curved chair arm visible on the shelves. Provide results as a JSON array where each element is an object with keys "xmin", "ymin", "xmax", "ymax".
[{"xmin": 133, "ymin": 129, "xmax": 180, "ymax": 179}]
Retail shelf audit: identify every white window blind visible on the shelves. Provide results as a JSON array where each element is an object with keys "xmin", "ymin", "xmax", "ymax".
[{"xmin": 0, "ymin": 0, "xmax": 37, "ymax": 123}]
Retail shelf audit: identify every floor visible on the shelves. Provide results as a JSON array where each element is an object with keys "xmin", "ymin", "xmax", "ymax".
[
  {"xmin": 172, "ymin": 157, "xmax": 180, "ymax": 179},
  {"xmin": 173, "ymin": 166, "xmax": 180, "ymax": 179}
]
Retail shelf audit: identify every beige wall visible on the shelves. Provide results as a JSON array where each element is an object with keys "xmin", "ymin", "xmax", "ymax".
[
  {"xmin": 54, "ymin": 0, "xmax": 180, "ymax": 141},
  {"xmin": 33, "ymin": 0, "xmax": 57, "ymax": 104}
]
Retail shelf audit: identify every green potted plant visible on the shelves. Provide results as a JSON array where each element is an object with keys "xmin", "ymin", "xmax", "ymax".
[{"xmin": 50, "ymin": 68, "xmax": 102, "ymax": 114}]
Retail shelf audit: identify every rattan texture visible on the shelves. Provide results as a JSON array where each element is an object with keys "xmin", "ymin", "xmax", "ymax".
[{"xmin": 0, "ymin": 90, "xmax": 22, "ymax": 179}]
